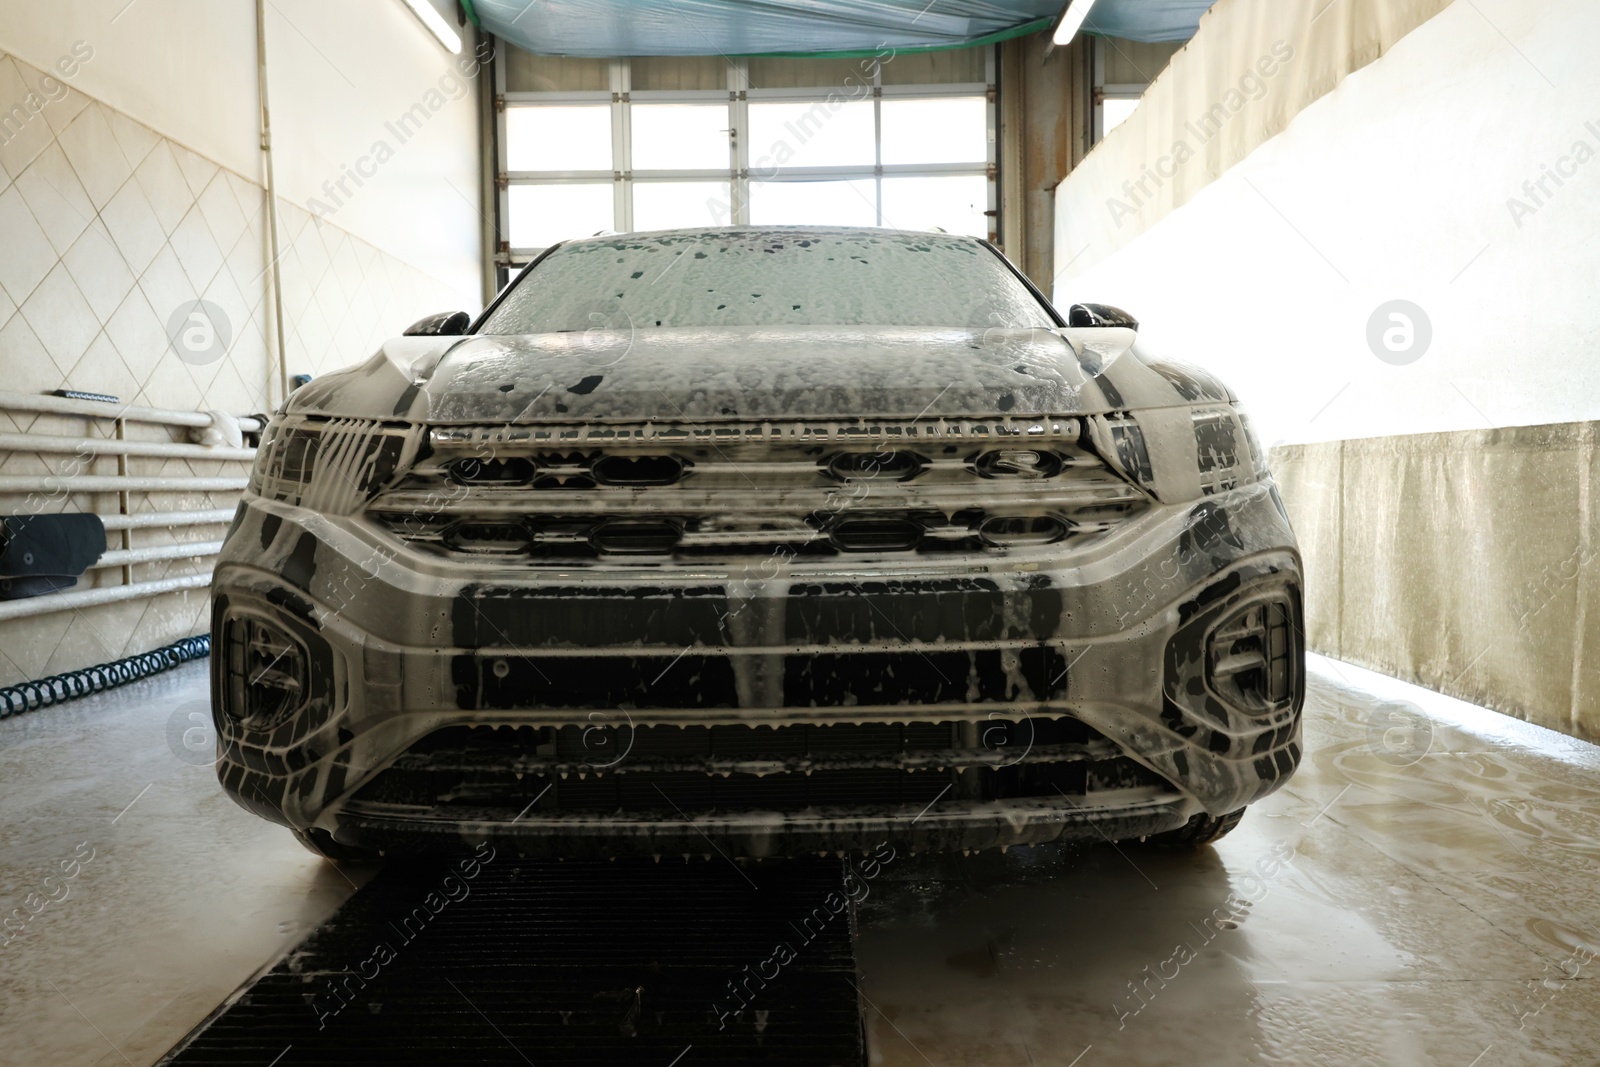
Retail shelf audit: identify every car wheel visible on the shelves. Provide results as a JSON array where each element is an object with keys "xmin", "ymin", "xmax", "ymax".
[
  {"xmin": 1142, "ymin": 807, "xmax": 1246, "ymax": 848},
  {"xmin": 293, "ymin": 828, "xmax": 380, "ymax": 864}
]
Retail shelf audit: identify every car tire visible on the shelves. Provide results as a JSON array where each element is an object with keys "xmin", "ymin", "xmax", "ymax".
[
  {"xmin": 293, "ymin": 828, "xmax": 380, "ymax": 864},
  {"xmin": 1142, "ymin": 807, "xmax": 1246, "ymax": 849}
]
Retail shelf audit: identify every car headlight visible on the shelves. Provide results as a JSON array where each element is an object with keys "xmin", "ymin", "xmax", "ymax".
[
  {"xmin": 249, "ymin": 416, "xmax": 411, "ymax": 512},
  {"xmin": 1087, "ymin": 404, "xmax": 1270, "ymax": 503}
]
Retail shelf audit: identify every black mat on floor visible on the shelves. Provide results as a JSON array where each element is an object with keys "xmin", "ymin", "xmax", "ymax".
[{"xmin": 160, "ymin": 853, "xmax": 863, "ymax": 1066}]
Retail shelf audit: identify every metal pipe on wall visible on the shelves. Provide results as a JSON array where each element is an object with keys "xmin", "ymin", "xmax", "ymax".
[
  {"xmin": 0, "ymin": 573, "xmax": 212, "ymax": 623},
  {"xmin": 257, "ymin": 0, "xmax": 290, "ymax": 409},
  {"xmin": 477, "ymin": 29, "xmax": 500, "ymax": 307},
  {"xmin": 0, "ymin": 476, "xmax": 249, "ymax": 493},
  {"xmin": 0, "ymin": 433, "xmax": 255, "ymax": 463},
  {"xmin": 0, "ymin": 391, "xmax": 264, "ymax": 433},
  {"xmin": 999, "ymin": 38, "xmax": 1025, "ymax": 266},
  {"xmin": 100, "ymin": 509, "xmax": 237, "ymax": 531},
  {"xmin": 114, "ymin": 406, "xmax": 130, "ymax": 583},
  {"xmin": 92, "ymin": 542, "xmax": 225, "ymax": 570}
]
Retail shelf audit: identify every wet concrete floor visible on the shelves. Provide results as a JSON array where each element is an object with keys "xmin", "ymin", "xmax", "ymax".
[{"xmin": 1, "ymin": 654, "xmax": 1596, "ymax": 1066}]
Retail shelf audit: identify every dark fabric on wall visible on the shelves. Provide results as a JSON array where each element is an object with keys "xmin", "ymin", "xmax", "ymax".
[
  {"xmin": 1271, "ymin": 423, "xmax": 1600, "ymax": 742},
  {"xmin": 0, "ymin": 514, "xmax": 106, "ymax": 598},
  {"xmin": 0, "ymin": 575, "xmax": 79, "ymax": 600}
]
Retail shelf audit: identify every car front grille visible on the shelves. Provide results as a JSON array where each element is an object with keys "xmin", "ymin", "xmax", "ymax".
[
  {"xmin": 349, "ymin": 717, "xmax": 1177, "ymax": 819},
  {"xmin": 451, "ymin": 646, "xmax": 1071, "ymax": 711},
  {"xmin": 364, "ymin": 416, "xmax": 1149, "ymax": 563}
]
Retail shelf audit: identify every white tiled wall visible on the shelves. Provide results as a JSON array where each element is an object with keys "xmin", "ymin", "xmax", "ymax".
[
  {"xmin": 0, "ymin": 50, "xmax": 478, "ymax": 686},
  {"xmin": 274, "ymin": 198, "xmax": 473, "ymax": 382}
]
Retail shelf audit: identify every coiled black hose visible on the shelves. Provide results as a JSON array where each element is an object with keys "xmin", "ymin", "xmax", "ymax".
[{"xmin": 0, "ymin": 634, "xmax": 210, "ymax": 720}]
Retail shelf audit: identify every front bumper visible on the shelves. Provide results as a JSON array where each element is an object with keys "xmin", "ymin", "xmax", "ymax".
[{"xmin": 210, "ymin": 480, "xmax": 1303, "ymax": 857}]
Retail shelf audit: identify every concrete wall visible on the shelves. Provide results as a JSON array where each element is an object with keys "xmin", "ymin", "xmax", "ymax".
[
  {"xmin": 0, "ymin": 3, "xmax": 483, "ymax": 685},
  {"xmin": 1050, "ymin": 0, "xmax": 1600, "ymax": 737}
]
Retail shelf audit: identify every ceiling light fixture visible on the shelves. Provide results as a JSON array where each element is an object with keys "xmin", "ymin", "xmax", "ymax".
[
  {"xmin": 1051, "ymin": 0, "xmax": 1100, "ymax": 46},
  {"xmin": 400, "ymin": 0, "xmax": 462, "ymax": 53}
]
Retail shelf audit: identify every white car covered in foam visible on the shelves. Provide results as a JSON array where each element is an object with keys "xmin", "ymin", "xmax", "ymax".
[{"xmin": 210, "ymin": 226, "xmax": 1304, "ymax": 860}]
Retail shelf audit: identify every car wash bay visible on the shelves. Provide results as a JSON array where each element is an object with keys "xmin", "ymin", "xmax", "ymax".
[
  {"xmin": 3, "ymin": 1, "xmax": 1600, "ymax": 1065},
  {"xmin": 3, "ymin": 656, "xmax": 1599, "ymax": 1064}
]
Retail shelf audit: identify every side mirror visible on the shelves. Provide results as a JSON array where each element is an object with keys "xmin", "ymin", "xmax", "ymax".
[
  {"xmin": 1060, "ymin": 303, "xmax": 1138, "ymax": 371},
  {"xmin": 403, "ymin": 311, "xmax": 471, "ymax": 337},
  {"xmin": 1066, "ymin": 303, "xmax": 1138, "ymax": 330}
]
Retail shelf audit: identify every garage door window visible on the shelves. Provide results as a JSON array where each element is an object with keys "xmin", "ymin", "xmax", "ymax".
[
  {"xmin": 506, "ymin": 184, "xmax": 614, "ymax": 250},
  {"xmin": 632, "ymin": 180, "xmax": 733, "ymax": 232},
  {"xmin": 504, "ymin": 105, "xmax": 611, "ymax": 172},
  {"xmin": 497, "ymin": 52, "xmax": 995, "ymax": 266},
  {"xmin": 630, "ymin": 104, "xmax": 730, "ymax": 170}
]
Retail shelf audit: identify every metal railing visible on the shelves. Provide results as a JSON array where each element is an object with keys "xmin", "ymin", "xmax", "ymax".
[{"xmin": 0, "ymin": 390, "xmax": 260, "ymax": 621}]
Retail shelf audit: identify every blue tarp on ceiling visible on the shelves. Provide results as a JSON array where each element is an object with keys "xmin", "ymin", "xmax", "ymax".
[
  {"xmin": 1079, "ymin": 0, "xmax": 1219, "ymax": 42},
  {"xmin": 468, "ymin": 0, "xmax": 1218, "ymax": 58}
]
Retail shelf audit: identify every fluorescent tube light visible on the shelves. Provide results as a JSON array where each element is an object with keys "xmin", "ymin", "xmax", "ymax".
[
  {"xmin": 1052, "ymin": 0, "xmax": 1100, "ymax": 46},
  {"xmin": 401, "ymin": 0, "xmax": 462, "ymax": 53}
]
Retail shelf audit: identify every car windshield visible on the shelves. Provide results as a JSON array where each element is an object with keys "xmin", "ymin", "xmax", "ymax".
[{"xmin": 476, "ymin": 228, "xmax": 1058, "ymax": 334}]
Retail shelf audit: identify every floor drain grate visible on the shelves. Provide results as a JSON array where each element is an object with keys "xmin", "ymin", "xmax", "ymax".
[{"xmin": 160, "ymin": 854, "xmax": 863, "ymax": 1066}]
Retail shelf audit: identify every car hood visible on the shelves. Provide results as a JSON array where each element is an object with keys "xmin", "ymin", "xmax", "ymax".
[{"xmin": 284, "ymin": 325, "xmax": 1232, "ymax": 423}]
